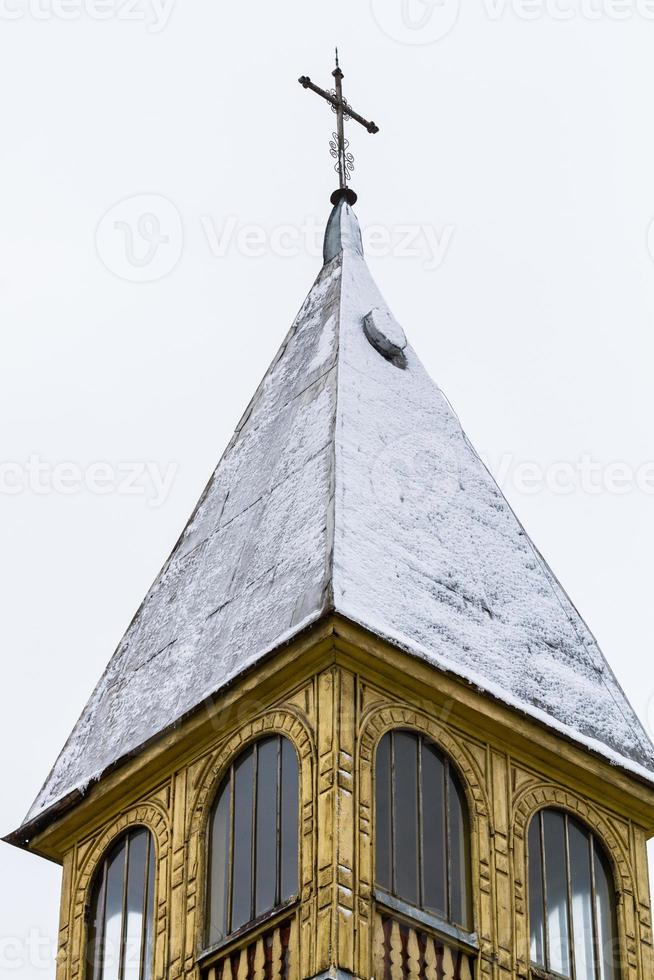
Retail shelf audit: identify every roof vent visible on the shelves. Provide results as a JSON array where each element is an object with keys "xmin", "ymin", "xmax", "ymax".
[{"xmin": 363, "ymin": 308, "xmax": 407, "ymax": 368}]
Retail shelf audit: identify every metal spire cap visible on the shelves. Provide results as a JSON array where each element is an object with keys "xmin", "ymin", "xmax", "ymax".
[
  {"xmin": 323, "ymin": 194, "xmax": 364, "ymax": 264},
  {"xmin": 298, "ymin": 51, "xmax": 379, "ymax": 204}
]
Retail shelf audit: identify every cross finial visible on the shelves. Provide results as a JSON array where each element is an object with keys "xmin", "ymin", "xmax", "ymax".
[{"xmin": 299, "ymin": 52, "xmax": 379, "ymax": 205}]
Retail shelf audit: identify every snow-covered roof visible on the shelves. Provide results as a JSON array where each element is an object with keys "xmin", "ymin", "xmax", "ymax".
[{"xmin": 16, "ymin": 197, "xmax": 654, "ymax": 839}]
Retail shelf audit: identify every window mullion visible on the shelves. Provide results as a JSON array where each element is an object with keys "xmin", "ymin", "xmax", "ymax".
[
  {"xmin": 139, "ymin": 831, "xmax": 151, "ymax": 980},
  {"xmin": 251, "ymin": 743, "xmax": 258, "ymax": 924},
  {"xmin": 275, "ymin": 736, "xmax": 282, "ymax": 908},
  {"xmin": 539, "ymin": 811, "xmax": 551, "ymax": 974},
  {"xmin": 95, "ymin": 859, "xmax": 109, "ymax": 980},
  {"xmin": 117, "ymin": 837, "xmax": 130, "ymax": 980},
  {"xmin": 444, "ymin": 759, "xmax": 452, "ymax": 923},
  {"xmin": 417, "ymin": 737, "xmax": 424, "ymax": 910},
  {"xmin": 563, "ymin": 814, "xmax": 577, "ymax": 980},
  {"xmin": 390, "ymin": 732, "xmax": 396, "ymax": 896},
  {"xmin": 588, "ymin": 835, "xmax": 602, "ymax": 980},
  {"xmin": 227, "ymin": 766, "xmax": 236, "ymax": 935}
]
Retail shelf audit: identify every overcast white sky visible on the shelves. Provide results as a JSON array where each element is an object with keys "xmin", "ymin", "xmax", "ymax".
[{"xmin": 2, "ymin": 1, "xmax": 654, "ymax": 976}]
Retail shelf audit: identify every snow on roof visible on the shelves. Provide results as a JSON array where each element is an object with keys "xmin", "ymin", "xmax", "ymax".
[{"xmin": 16, "ymin": 197, "xmax": 654, "ymax": 838}]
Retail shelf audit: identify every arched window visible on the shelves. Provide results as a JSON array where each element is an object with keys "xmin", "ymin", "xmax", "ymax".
[
  {"xmin": 206, "ymin": 735, "xmax": 299, "ymax": 947},
  {"xmin": 528, "ymin": 809, "xmax": 619, "ymax": 980},
  {"xmin": 375, "ymin": 729, "xmax": 472, "ymax": 931},
  {"xmin": 86, "ymin": 827, "xmax": 156, "ymax": 980}
]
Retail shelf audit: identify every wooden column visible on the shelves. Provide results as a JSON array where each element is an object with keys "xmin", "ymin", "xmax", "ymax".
[
  {"xmin": 315, "ymin": 666, "xmax": 356, "ymax": 974},
  {"xmin": 167, "ymin": 772, "xmax": 187, "ymax": 979},
  {"xmin": 491, "ymin": 751, "xmax": 513, "ymax": 977},
  {"xmin": 55, "ymin": 848, "xmax": 74, "ymax": 980}
]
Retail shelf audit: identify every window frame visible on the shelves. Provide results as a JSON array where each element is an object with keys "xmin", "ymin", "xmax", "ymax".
[
  {"xmin": 526, "ymin": 807, "xmax": 620, "ymax": 980},
  {"xmin": 85, "ymin": 825, "xmax": 156, "ymax": 980},
  {"xmin": 203, "ymin": 734, "xmax": 300, "ymax": 953},
  {"xmin": 373, "ymin": 728, "xmax": 474, "ymax": 940}
]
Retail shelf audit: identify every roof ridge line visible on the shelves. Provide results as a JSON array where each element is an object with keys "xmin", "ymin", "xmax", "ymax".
[
  {"xmin": 324, "ymin": 252, "xmax": 345, "ymax": 612},
  {"xmin": 458, "ymin": 415, "xmax": 653, "ymax": 754}
]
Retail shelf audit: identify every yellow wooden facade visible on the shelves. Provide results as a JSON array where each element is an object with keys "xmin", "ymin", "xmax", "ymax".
[{"xmin": 31, "ymin": 616, "xmax": 654, "ymax": 980}]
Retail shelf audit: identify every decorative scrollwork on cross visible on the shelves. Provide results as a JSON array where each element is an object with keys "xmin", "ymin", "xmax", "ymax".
[
  {"xmin": 299, "ymin": 48, "xmax": 379, "ymax": 197},
  {"xmin": 329, "ymin": 91, "xmax": 352, "ymax": 122},
  {"xmin": 329, "ymin": 133, "xmax": 354, "ymax": 182}
]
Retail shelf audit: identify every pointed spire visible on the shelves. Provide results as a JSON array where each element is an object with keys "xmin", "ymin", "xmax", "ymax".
[
  {"xmin": 8, "ymin": 189, "xmax": 654, "ymax": 849},
  {"xmin": 323, "ymin": 194, "xmax": 364, "ymax": 263}
]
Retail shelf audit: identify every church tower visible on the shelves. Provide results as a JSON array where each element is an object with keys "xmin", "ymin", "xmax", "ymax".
[{"xmin": 6, "ymin": 61, "xmax": 654, "ymax": 980}]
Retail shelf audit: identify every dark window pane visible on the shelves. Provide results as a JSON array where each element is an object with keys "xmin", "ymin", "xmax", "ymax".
[
  {"xmin": 142, "ymin": 836, "xmax": 156, "ymax": 980},
  {"xmin": 543, "ymin": 810, "xmax": 571, "ymax": 977},
  {"xmin": 103, "ymin": 844, "xmax": 126, "ymax": 980},
  {"xmin": 123, "ymin": 830, "xmax": 148, "ymax": 980},
  {"xmin": 88, "ymin": 869, "xmax": 107, "ymax": 980},
  {"xmin": 393, "ymin": 732, "xmax": 420, "ymax": 906},
  {"xmin": 206, "ymin": 735, "xmax": 300, "ymax": 946},
  {"xmin": 594, "ymin": 845, "xmax": 617, "ymax": 980},
  {"xmin": 208, "ymin": 780, "xmax": 231, "ymax": 944},
  {"xmin": 528, "ymin": 816, "xmax": 546, "ymax": 968},
  {"xmin": 86, "ymin": 831, "xmax": 155, "ymax": 980},
  {"xmin": 421, "ymin": 742, "xmax": 446, "ymax": 917},
  {"xmin": 280, "ymin": 737, "xmax": 299, "ymax": 902},
  {"xmin": 375, "ymin": 733, "xmax": 392, "ymax": 893},
  {"xmin": 528, "ymin": 810, "xmax": 619, "ymax": 980},
  {"xmin": 448, "ymin": 771, "xmax": 470, "ymax": 929},
  {"xmin": 256, "ymin": 738, "xmax": 279, "ymax": 916},
  {"xmin": 376, "ymin": 731, "xmax": 472, "ymax": 934},
  {"xmin": 231, "ymin": 747, "xmax": 255, "ymax": 931},
  {"xmin": 568, "ymin": 818, "xmax": 594, "ymax": 980}
]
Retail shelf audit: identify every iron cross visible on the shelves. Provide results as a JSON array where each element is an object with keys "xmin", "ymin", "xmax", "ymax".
[{"xmin": 299, "ymin": 50, "xmax": 379, "ymax": 204}]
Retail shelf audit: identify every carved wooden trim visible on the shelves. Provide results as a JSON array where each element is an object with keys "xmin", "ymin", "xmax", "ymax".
[
  {"xmin": 512, "ymin": 782, "xmax": 633, "ymax": 889},
  {"xmin": 512, "ymin": 782, "xmax": 638, "ymax": 978},
  {"xmin": 355, "ymin": 702, "xmax": 492, "ymax": 980},
  {"xmin": 75, "ymin": 802, "xmax": 169, "ymax": 887},
  {"xmin": 186, "ymin": 708, "xmax": 316, "ymax": 979},
  {"xmin": 200, "ymin": 914, "xmax": 295, "ymax": 980},
  {"xmin": 68, "ymin": 802, "xmax": 170, "ymax": 980},
  {"xmin": 374, "ymin": 910, "xmax": 476, "ymax": 980},
  {"xmin": 358, "ymin": 703, "xmax": 490, "ymax": 819},
  {"xmin": 189, "ymin": 709, "xmax": 314, "ymax": 834}
]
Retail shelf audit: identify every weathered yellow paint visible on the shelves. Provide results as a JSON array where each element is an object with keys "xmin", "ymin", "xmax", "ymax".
[{"xmin": 26, "ymin": 615, "xmax": 654, "ymax": 980}]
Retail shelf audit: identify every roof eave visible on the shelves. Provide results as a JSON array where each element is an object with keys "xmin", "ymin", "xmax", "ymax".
[
  {"xmin": 3, "ymin": 607, "xmax": 337, "ymax": 858},
  {"xmin": 8, "ymin": 610, "xmax": 654, "ymax": 860}
]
